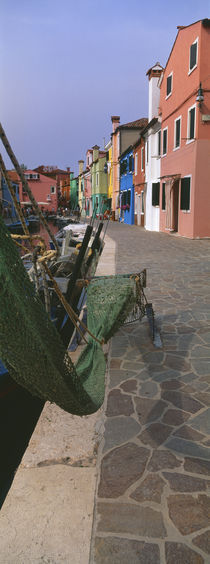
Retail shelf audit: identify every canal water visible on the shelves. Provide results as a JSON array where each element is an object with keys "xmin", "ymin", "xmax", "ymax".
[{"xmin": 32, "ymin": 219, "xmax": 59, "ymax": 249}]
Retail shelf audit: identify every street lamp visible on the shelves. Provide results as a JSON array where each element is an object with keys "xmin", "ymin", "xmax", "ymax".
[{"xmin": 196, "ymin": 82, "xmax": 204, "ymax": 109}]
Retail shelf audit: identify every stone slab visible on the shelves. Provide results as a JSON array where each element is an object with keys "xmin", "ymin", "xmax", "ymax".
[{"xmin": 0, "ymin": 466, "xmax": 96, "ymax": 564}]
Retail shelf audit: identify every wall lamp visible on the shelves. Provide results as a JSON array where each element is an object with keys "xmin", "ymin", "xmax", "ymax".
[{"xmin": 196, "ymin": 82, "xmax": 204, "ymax": 109}]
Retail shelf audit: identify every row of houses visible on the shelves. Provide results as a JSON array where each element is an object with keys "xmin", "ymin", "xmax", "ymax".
[
  {"xmin": 1, "ymin": 165, "xmax": 79, "ymax": 216},
  {"xmin": 1, "ymin": 19, "xmax": 210, "ymax": 239},
  {"xmin": 78, "ymin": 18, "xmax": 210, "ymax": 239}
]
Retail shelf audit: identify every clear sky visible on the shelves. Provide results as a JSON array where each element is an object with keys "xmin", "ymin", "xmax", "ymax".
[{"xmin": 1, "ymin": 0, "xmax": 210, "ymax": 175}]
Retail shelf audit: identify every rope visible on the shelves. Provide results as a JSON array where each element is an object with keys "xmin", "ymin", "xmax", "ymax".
[{"xmin": 41, "ymin": 260, "xmax": 104, "ymax": 346}]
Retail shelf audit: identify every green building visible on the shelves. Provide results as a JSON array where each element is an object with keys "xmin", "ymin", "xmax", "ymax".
[{"xmin": 91, "ymin": 145, "xmax": 108, "ymax": 215}]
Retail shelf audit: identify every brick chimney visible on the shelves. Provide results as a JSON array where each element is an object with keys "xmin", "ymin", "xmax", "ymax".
[
  {"xmin": 78, "ymin": 160, "xmax": 84, "ymax": 175},
  {"xmin": 92, "ymin": 145, "xmax": 100, "ymax": 162},
  {"xmin": 111, "ymin": 116, "xmax": 120, "ymax": 133},
  {"xmin": 66, "ymin": 167, "xmax": 70, "ymax": 172}
]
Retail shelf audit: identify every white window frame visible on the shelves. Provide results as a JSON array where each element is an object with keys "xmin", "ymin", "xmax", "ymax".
[
  {"xmin": 96, "ymin": 172, "xmax": 99, "ymax": 187},
  {"xmin": 134, "ymin": 153, "xmax": 138, "ymax": 176},
  {"xmin": 187, "ymin": 104, "xmax": 196, "ymax": 144},
  {"xmin": 141, "ymin": 147, "xmax": 144, "ymax": 171},
  {"xmin": 188, "ymin": 37, "xmax": 198, "ymax": 75},
  {"xmin": 50, "ymin": 185, "xmax": 56, "ymax": 194},
  {"xmin": 162, "ymin": 127, "xmax": 168, "ymax": 156},
  {"xmin": 174, "ymin": 116, "xmax": 181, "ymax": 151},
  {"xmin": 166, "ymin": 72, "xmax": 173, "ymax": 99}
]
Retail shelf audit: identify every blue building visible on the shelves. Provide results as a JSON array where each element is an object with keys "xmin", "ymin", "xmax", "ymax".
[
  {"xmin": 1, "ymin": 174, "xmax": 20, "ymax": 219},
  {"xmin": 119, "ymin": 146, "xmax": 134, "ymax": 225}
]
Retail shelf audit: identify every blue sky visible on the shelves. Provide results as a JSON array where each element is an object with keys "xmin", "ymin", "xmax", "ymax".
[{"xmin": 1, "ymin": 0, "xmax": 210, "ymax": 175}]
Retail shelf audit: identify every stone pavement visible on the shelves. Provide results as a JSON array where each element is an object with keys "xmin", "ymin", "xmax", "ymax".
[{"xmin": 90, "ymin": 222, "xmax": 210, "ymax": 564}]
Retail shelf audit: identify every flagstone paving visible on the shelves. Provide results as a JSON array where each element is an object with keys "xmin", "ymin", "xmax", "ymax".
[{"xmin": 90, "ymin": 223, "xmax": 210, "ymax": 564}]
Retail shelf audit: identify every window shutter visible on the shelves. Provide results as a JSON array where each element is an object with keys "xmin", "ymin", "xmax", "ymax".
[
  {"xmin": 181, "ymin": 178, "xmax": 190, "ymax": 210},
  {"xmin": 167, "ymin": 75, "xmax": 172, "ymax": 96},
  {"xmin": 190, "ymin": 42, "xmax": 197, "ymax": 70},
  {"xmin": 163, "ymin": 130, "xmax": 167, "ymax": 154},
  {"xmin": 162, "ymin": 183, "xmax": 166, "ymax": 210},
  {"xmin": 176, "ymin": 119, "xmax": 180, "ymax": 147},
  {"xmin": 152, "ymin": 182, "xmax": 160, "ymax": 206},
  {"xmin": 189, "ymin": 108, "xmax": 195, "ymax": 139}
]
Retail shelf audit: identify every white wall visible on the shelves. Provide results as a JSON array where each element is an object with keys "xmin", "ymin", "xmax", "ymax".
[{"xmin": 145, "ymin": 125, "xmax": 161, "ymax": 232}]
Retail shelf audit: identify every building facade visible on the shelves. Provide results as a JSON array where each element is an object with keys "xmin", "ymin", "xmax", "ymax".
[
  {"xmin": 133, "ymin": 133, "xmax": 147, "ymax": 226},
  {"xmin": 91, "ymin": 145, "xmax": 108, "ymax": 214},
  {"xmin": 144, "ymin": 63, "xmax": 164, "ymax": 232},
  {"xmin": 159, "ymin": 19, "xmax": 210, "ymax": 238},
  {"xmin": 20, "ymin": 170, "xmax": 57, "ymax": 212},
  {"xmin": 111, "ymin": 115, "xmax": 148, "ymax": 220},
  {"xmin": 119, "ymin": 146, "xmax": 134, "ymax": 224}
]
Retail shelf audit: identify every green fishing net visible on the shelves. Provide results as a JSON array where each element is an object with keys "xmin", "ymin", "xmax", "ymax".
[{"xmin": 0, "ymin": 216, "xmax": 137, "ymax": 415}]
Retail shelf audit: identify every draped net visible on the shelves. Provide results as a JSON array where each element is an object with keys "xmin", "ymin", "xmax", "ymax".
[{"xmin": 0, "ymin": 216, "xmax": 137, "ymax": 415}]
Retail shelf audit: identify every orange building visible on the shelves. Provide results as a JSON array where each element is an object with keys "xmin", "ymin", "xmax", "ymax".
[{"xmin": 159, "ymin": 19, "xmax": 210, "ymax": 238}]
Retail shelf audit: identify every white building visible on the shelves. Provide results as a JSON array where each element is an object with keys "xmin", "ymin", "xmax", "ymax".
[{"xmin": 144, "ymin": 63, "xmax": 164, "ymax": 231}]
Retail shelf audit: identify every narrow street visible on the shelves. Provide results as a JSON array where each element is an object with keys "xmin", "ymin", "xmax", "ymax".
[{"xmin": 90, "ymin": 222, "xmax": 210, "ymax": 564}]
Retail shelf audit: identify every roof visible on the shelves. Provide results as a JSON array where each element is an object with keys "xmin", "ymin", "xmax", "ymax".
[
  {"xmin": 119, "ymin": 117, "xmax": 148, "ymax": 129},
  {"xmin": 34, "ymin": 165, "xmax": 70, "ymax": 176},
  {"xmin": 131, "ymin": 118, "xmax": 159, "ymax": 150},
  {"xmin": 6, "ymin": 170, "xmax": 20, "ymax": 184},
  {"xmin": 146, "ymin": 62, "xmax": 164, "ymax": 76}
]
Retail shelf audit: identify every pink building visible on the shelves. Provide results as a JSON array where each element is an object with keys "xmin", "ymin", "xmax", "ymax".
[
  {"xmin": 159, "ymin": 19, "xmax": 210, "ymax": 238},
  {"xmin": 20, "ymin": 170, "xmax": 57, "ymax": 212}
]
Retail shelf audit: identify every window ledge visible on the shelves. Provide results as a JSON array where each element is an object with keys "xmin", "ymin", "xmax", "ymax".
[
  {"xmin": 188, "ymin": 64, "xmax": 197, "ymax": 76},
  {"xmin": 173, "ymin": 146, "xmax": 180, "ymax": 152},
  {"xmin": 165, "ymin": 92, "xmax": 172, "ymax": 100},
  {"xmin": 186, "ymin": 138, "xmax": 195, "ymax": 145}
]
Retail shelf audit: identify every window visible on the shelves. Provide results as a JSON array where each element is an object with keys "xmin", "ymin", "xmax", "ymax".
[
  {"xmin": 129, "ymin": 155, "xmax": 133, "ymax": 172},
  {"xmin": 134, "ymin": 153, "xmax": 138, "ymax": 176},
  {"xmin": 141, "ymin": 190, "xmax": 144, "ymax": 214},
  {"xmin": 158, "ymin": 131, "xmax": 161, "ymax": 156},
  {"xmin": 162, "ymin": 183, "xmax": 166, "ymax": 210},
  {"xmin": 174, "ymin": 117, "xmax": 181, "ymax": 149},
  {"xmin": 96, "ymin": 172, "xmax": 99, "ymax": 187},
  {"xmin": 141, "ymin": 148, "xmax": 144, "ymax": 171},
  {"xmin": 146, "ymin": 141, "xmax": 149, "ymax": 163},
  {"xmin": 189, "ymin": 39, "xmax": 198, "ymax": 73},
  {"xmin": 50, "ymin": 186, "xmax": 55, "ymax": 194},
  {"xmin": 120, "ymin": 160, "xmax": 127, "ymax": 175},
  {"xmin": 162, "ymin": 128, "xmax": 168, "ymax": 155},
  {"xmin": 187, "ymin": 105, "xmax": 196, "ymax": 141},
  {"xmin": 166, "ymin": 73, "xmax": 172, "ymax": 97},
  {"xmin": 181, "ymin": 177, "xmax": 191, "ymax": 210},
  {"xmin": 152, "ymin": 182, "xmax": 160, "ymax": 206}
]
